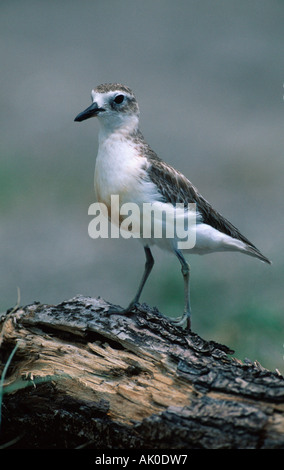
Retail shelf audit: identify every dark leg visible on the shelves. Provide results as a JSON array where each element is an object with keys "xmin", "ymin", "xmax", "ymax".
[
  {"xmin": 126, "ymin": 246, "xmax": 154, "ymax": 310},
  {"xmin": 171, "ymin": 249, "xmax": 191, "ymax": 330},
  {"xmin": 108, "ymin": 246, "xmax": 154, "ymax": 314}
]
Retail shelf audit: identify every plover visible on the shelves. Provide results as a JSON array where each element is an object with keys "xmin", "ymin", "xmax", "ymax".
[{"xmin": 74, "ymin": 83, "xmax": 271, "ymax": 330}]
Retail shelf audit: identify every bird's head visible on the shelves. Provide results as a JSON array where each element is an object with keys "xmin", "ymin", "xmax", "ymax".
[{"xmin": 74, "ymin": 83, "xmax": 139, "ymax": 134}]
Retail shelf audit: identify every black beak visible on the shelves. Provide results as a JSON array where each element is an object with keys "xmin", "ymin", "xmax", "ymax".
[{"xmin": 74, "ymin": 102, "xmax": 105, "ymax": 122}]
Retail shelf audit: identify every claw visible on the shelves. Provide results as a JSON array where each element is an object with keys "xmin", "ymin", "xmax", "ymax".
[
  {"xmin": 170, "ymin": 312, "xmax": 191, "ymax": 331},
  {"xmin": 107, "ymin": 302, "xmax": 138, "ymax": 316}
]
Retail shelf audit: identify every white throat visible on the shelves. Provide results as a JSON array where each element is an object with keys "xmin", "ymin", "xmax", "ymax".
[{"xmin": 97, "ymin": 113, "xmax": 139, "ymax": 141}]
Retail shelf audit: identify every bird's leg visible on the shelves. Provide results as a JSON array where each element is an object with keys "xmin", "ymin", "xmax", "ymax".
[
  {"xmin": 126, "ymin": 246, "xmax": 154, "ymax": 309},
  {"xmin": 171, "ymin": 249, "xmax": 191, "ymax": 330},
  {"xmin": 108, "ymin": 246, "xmax": 154, "ymax": 315}
]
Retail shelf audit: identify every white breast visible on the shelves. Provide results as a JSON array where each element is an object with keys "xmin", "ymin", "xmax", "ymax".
[
  {"xmin": 94, "ymin": 133, "xmax": 160, "ymax": 209},
  {"xmin": 94, "ymin": 131, "xmax": 198, "ymax": 252}
]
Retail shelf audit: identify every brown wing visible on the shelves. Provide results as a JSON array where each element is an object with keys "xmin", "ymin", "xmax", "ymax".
[{"xmin": 145, "ymin": 151, "xmax": 270, "ymax": 263}]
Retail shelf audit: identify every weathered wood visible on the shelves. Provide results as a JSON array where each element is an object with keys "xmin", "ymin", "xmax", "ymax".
[{"xmin": 0, "ymin": 295, "xmax": 284, "ymax": 449}]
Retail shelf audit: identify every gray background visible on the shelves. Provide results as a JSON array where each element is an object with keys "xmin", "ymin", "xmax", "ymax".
[{"xmin": 1, "ymin": 0, "xmax": 283, "ymax": 370}]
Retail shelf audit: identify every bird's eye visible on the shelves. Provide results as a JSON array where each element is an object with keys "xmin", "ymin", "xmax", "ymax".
[{"xmin": 114, "ymin": 94, "xmax": 125, "ymax": 104}]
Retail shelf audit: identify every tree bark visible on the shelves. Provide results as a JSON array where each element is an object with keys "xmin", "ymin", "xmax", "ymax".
[{"xmin": 0, "ymin": 295, "xmax": 284, "ymax": 449}]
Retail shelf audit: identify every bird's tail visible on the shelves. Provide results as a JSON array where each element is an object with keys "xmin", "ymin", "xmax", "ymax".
[{"xmin": 243, "ymin": 243, "xmax": 272, "ymax": 265}]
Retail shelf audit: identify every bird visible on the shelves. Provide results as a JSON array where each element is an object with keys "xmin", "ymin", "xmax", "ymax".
[{"xmin": 74, "ymin": 83, "xmax": 271, "ymax": 330}]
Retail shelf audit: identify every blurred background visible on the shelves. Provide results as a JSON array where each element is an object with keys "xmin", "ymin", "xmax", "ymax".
[{"xmin": 1, "ymin": 0, "xmax": 283, "ymax": 371}]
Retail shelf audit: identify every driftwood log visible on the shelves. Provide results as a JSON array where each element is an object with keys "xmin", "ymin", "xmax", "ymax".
[{"xmin": 0, "ymin": 294, "xmax": 284, "ymax": 450}]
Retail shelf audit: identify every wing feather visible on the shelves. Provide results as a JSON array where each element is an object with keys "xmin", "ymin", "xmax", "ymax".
[{"xmin": 140, "ymin": 143, "xmax": 270, "ymax": 264}]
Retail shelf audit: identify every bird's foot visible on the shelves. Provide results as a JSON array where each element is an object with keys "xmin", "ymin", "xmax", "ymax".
[
  {"xmin": 170, "ymin": 312, "xmax": 191, "ymax": 331},
  {"xmin": 107, "ymin": 301, "xmax": 139, "ymax": 316}
]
